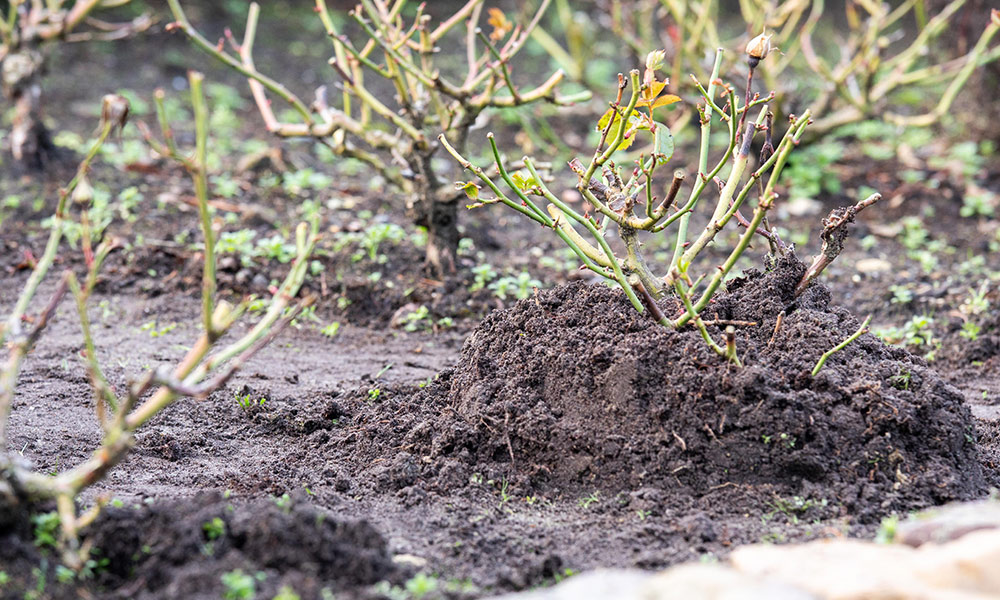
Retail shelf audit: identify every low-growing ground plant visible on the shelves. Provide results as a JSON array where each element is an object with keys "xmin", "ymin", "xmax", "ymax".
[
  {"xmin": 165, "ymin": 0, "xmax": 590, "ymax": 277},
  {"xmin": 0, "ymin": 0, "xmax": 151, "ymax": 170},
  {"xmin": 444, "ymin": 42, "xmax": 878, "ymax": 364},
  {"xmin": 0, "ymin": 78, "xmax": 316, "ymax": 568}
]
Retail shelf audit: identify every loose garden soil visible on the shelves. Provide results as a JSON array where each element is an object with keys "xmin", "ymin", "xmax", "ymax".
[{"xmin": 2, "ymin": 2, "xmax": 1000, "ymax": 599}]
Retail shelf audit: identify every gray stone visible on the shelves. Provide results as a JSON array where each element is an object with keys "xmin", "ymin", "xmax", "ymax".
[
  {"xmin": 484, "ymin": 569, "xmax": 650, "ymax": 600},
  {"xmin": 896, "ymin": 499, "xmax": 1000, "ymax": 547},
  {"xmin": 641, "ymin": 564, "xmax": 816, "ymax": 599}
]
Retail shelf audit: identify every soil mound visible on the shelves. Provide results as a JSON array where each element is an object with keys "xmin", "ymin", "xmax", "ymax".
[
  {"xmin": 0, "ymin": 493, "xmax": 395, "ymax": 599},
  {"xmin": 90, "ymin": 493, "xmax": 393, "ymax": 599},
  {"xmin": 412, "ymin": 256, "xmax": 984, "ymax": 520}
]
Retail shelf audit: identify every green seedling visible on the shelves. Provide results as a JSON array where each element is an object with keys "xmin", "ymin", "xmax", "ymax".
[
  {"xmin": 272, "ymin": 493, "xmax": 292, "ymax": 511},
  {"xmin": 235, "ymin": 391, "xmax": 266, "ymax": 412},
  {"xmin": 877, "ymin": 315, "xmax": 936, "ymax": 349},
  {"xmin": 399, "ymin": 305, "xmax": 452, "ymax": 332},
  {"xmin": 140, "ymin": 321, "xmax": 177, "ymax": 338},
  {"xmin": 321, "ymin": 322, "xmax": 341, "ymax": 338},
  {"xmin": 961, "ymin": 322, "xmax": 981, "ymax": 341},
  {"xmin": 490, "ymin": 272, "xmax": 542, "ymax": 301},
  {"xmin": 221, "ymin": 569, "xmax": 264, "ymax": 600},
  {"xmin": 32, "ymin": 512, "xmax": 61, "ymax": 550},
  {"xmin": 273, "ymin": 586, "xmax": 302, "ymax": 600},
  {"xmin": 469, "ymin": 264, "xmax": 499, "ymax": 293},
  {"xmin": 764, "ymin": 495, "xmax": 828, "ymax": 525},
  {"xmin": 202, "ymin": 517, "xmax": 226, "ymax": 540},
  {"xmin": 888, "ymin": 285, "xmax": 913, "ymax": 305},
  {"xmin": 961, "ymin": 282, "xmax": 990, "ymax": 316},
  {"xmin": 960, "ymin": 189, "xmax": 996, "ymax": 218},
  {"xmin": 889, "ymin": 369, "xmax": 912, "ymax": 391},
  {"xmin": 405, "ymin": 573, "xmax": 439, "ymax": 599},
  {"xmin": 578, "ymin": 491, "xmax": 600, "ymax": 509}
]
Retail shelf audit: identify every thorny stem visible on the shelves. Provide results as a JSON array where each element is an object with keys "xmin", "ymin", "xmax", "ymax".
[
  {"xmin": 583, "ymin": 70, "xmax": 643, "ymax": 187},
  {"xmin": 68, "ymin": 270, "xmax": 118, "ymax": 425},
  {"xmin": 673, "ymin": 110, "xmax": 812, "ymax": 329},
  {"xmin": 3, "ymin": 86, "xmax": 319, "ymax": 566},
  {"xmin": 166, "ymin": 0, "xmax": 314, "ymax": 125},
  {"xmin": 1, "ymin": 122, "xmax": 113, "ymax": 451},
  {"xmin": 735, "ymin": 64, "xmax": 756, "ymax": 149},
  {"xmin": 188, "ymin": 72, "xmax": 217, "ymax": 338},
  {"xmin": 438, "ymin": 134, "xmax": 611, "ymax": 281},
  {"xmin": 671, "ymin": 106, "xmax": 770, "ymax": 281},
  {"xmin": 812, "ymin": 315, "xmax": 872, "ymax": 376},
  {"xmin": 2, "ymin": 121, "xmax": 113, "ymax": 347},
  {"xmin": 724, "ymin": 326, "xmax": 741, "ymax": 367},
  {"xmin": 670, "ymin": 48, "xmax": 723, "ymax": 271},
  {"xmin": 674, "ymin": 278, "xmax": 725, "ymax": 358}
]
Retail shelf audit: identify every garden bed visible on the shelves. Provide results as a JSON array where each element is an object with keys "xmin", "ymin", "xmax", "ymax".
[{"xmin": 2, "ymin": 2, "xmax": 1000, "ymax": 599}]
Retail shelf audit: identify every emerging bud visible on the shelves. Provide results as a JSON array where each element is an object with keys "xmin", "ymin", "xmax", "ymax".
[
  {"xmin": 100, "ymin": 94, "xmax": 130, "ymax": 134},
  {"xmin": 992, "ymin": 8, "xmax": 999, "ymax": 26},
  {"xmin": 745, "ymin": 29, "xmax": 772, "ymax": 67},
  {"xmin": 644, "ymin": 49, "xmax": 667, "ymax": 90},
  {"xmin": 645, "ymin": 50, "xmax": 666, "ymax": 74},
  {"xmin": 72, "ymin": 176, "xmax": 94, "ymax": 205}
]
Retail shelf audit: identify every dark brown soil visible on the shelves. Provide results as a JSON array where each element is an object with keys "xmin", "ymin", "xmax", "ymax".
[
  {"xmin": 2, "ymin": 2, "xmax": 1000, "ymax": 598},
  {"xmin": 2, "ymin": 493, "xmax": 395, "ymax": 600},
  {"xmin": 4, "ymin": 256, "xmax": 990, "ymax": 599},
  {"xmin": 405, "ymin": 257, "xmax": 983, "ymax": 520}
]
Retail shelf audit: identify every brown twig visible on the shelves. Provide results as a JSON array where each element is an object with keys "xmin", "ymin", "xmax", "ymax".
[
  {"xmin": 795, "ymin": 193, "xmax": 881, "ymax": 298},
  {"xmin": 768, "ymin": 311, "xmax": 785, "ymax": 348}
]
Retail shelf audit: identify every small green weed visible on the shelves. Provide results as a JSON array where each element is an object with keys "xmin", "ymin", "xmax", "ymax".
[
  {"xmin": 320, "ymin": 322, "xmax": 341, "ymax": 338},
  {"xmin": 398, "ymin": 305, "xmax": 453, "ymax": 332},
  {"xmin": 203, "ymin": 517, "xmax": 226, "ymax": 540},
  {"xmin": 764, "ymin": 495, "xmax": 828, "ymax": 524},
  {"xmin": 489, "ymin": 272, "xmax": 541, "ymax": 300},
  {"xmin": 960, "ymin": 188, "xmax": 996, "ymax": 218},
  {"xmin": 888, "ymin": 285, "xmax": 913, "ymax": 305},
  {"xmin": 272, "ymin": 586, "xmax": 302, "ymax": 600},
  {"xmin": 235, "ymin": 391, "xmax": 266, "ymax": 412},
  {"xmin": 272, "ymin": 493, "xmax": 292, "ymax": 511},
  {"xmin": 469, "ymin": 263, "xmax": 498, "ymax": 292},
  {"xmin": 577, "ymin": 491, "xmax": 599, "ymax": 509},
  {"xmin": 889, "ymin": 369, "xmax": 912, "ymax": 391},
  {"xmin": 961, "ymin": 321, "xmax": 982, "ymax": 341},
  {"xmin": 876, "ymin": 315, "xmax": 936, "ymax": 348},
  {"xmin": 221, "ymin": 569, "xmax": 265, "ymax": 600},
  {"xmin": 32, "ymin": 512, "xmax": 60, "ymax": 549},
  {"xmin": 140, "ymin": 320, "xmax": 177, "ymax": 338},
  {"xmin": 875, "ymin": 514, "xmax": 899, "ymax": 543}
]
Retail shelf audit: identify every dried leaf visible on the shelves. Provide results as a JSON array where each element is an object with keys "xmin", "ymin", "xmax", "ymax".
[
  {"xmin": 646, "ymin": 94, "xmax": 682, "ymax": 110},
  {"xmin": 487, "ymin": 8, "xmax": 513, "ymax": 41}
]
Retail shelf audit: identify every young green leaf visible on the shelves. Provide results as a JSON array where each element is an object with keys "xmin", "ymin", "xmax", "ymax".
[
  {"xmin": 653, "ymin": 121, "xmax": 674, "ymax": 160},
  {"xmin": 511, "ymin": 171, "xmax": 537, "ymax": 192},
  {"xmin": 457, "ymin": 181, "xmax": 480, "ymax": 200}
]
